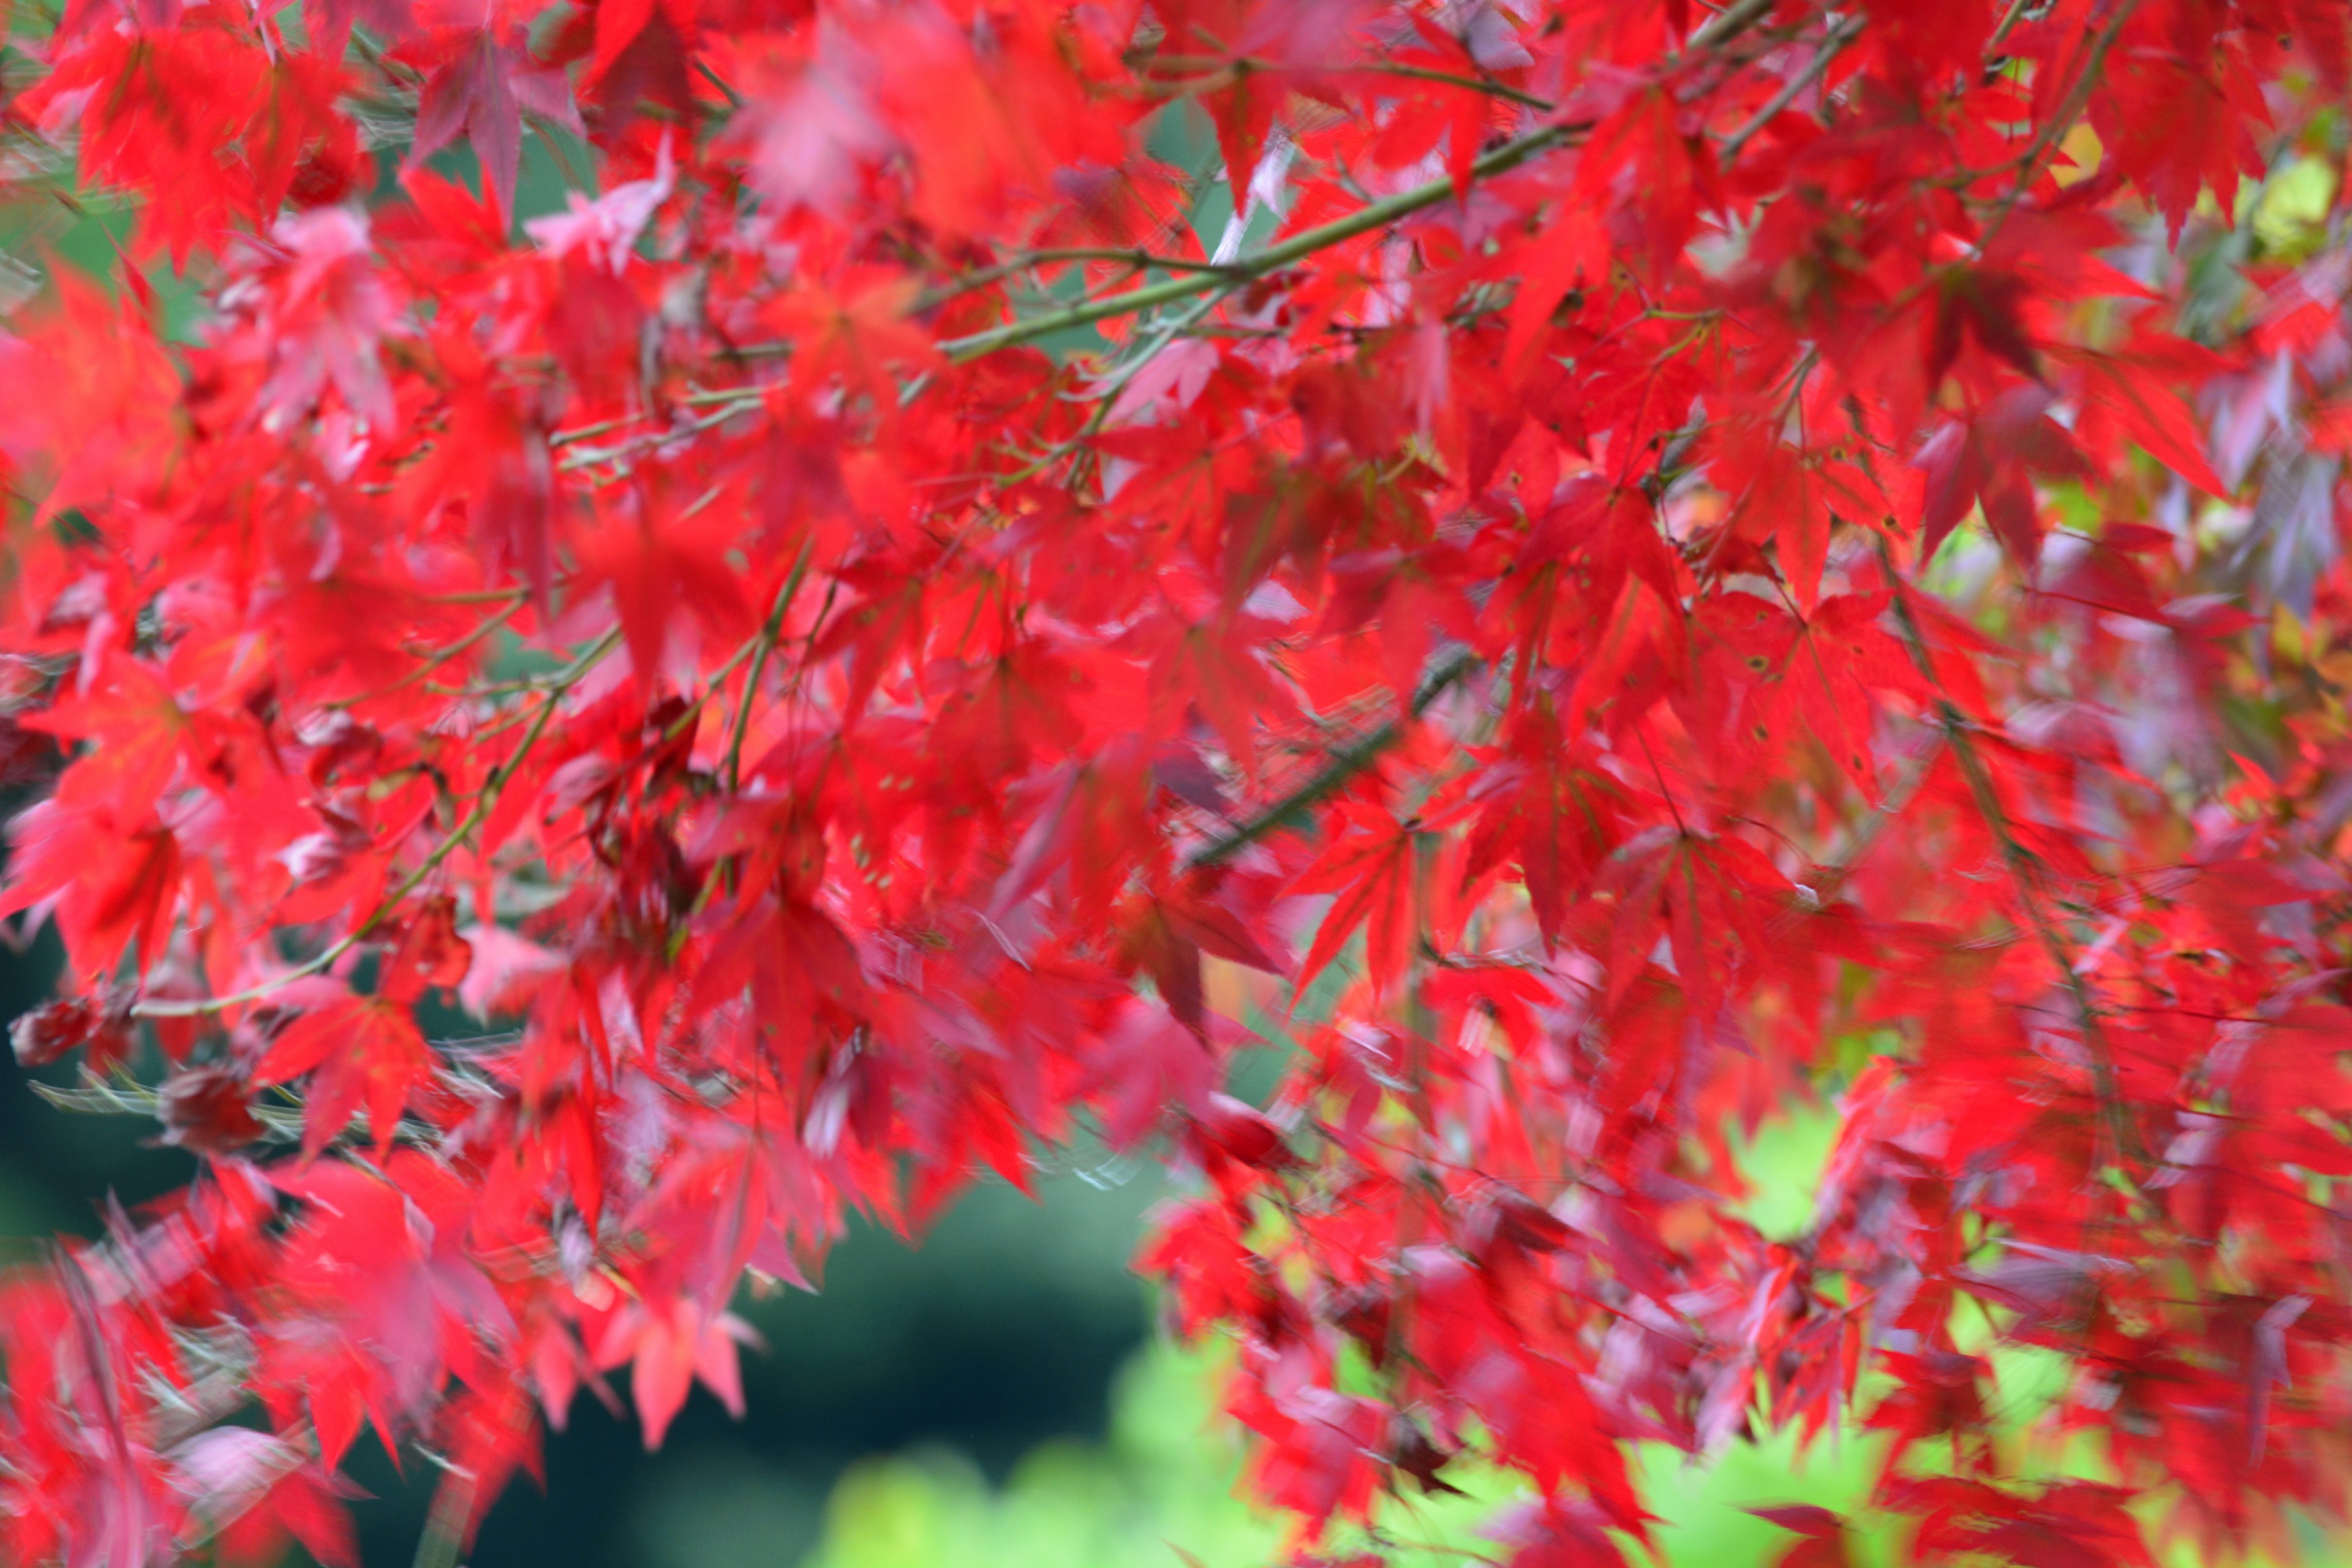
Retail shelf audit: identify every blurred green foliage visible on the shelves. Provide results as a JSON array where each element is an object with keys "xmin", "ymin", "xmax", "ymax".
[
  {"xmin": 784, "ymin": 1106, "xmax": 1887, "ymax": 1568},
  {"xmin": 790, "ymin": 1335, "xmax": 1899, "ymax": 1568},
  {"xmin": 799, "ymin": 1346, "xmax": 1283, "ymax": 1568}
]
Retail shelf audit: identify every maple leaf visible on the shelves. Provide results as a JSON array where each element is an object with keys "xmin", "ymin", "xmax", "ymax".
[
  {"xmin": 175, "ymin": 1432, "xmax": 361, "ymax": 1568},
  {"xmin": 1450, "ymin": 699, "xmax": 1622, "ymax": 948},
  {"xmin": 728, "ymin": 28, "xmax": 891, "ymax": 219},
  {"xmin": 1749, "ymin": 1506, "xmax": 1850, "ymax": 1568},
  {"xmin": 1090, "ymin": 997, "xmax": 1218, "ymax": 1150},
  {"xmin": 253, "ymin": 987, "xmax": 436, "ymax": 1157},
  {"xmin": 573, "ymin": 484, "xmax": 754, "ymax": 679},
  {"xmin": 0, "ymin": 796, "xmax": 181, "ymax": 982},
  {"xmin": 158, "ymin": 1065, "xmax": 265, "ymax": 1156},
  {"xmin": 2049, "ymin": 337, "xmax": 2231, "ymax": 498},
  {"xmin": 1289, "ymin": 801, "xmax": 1423, "ymax": 997},
  {"xmin": 0, "ymin": 271, "xmax": 183, "ymax": 521},
  {"xmin": 763, "ymin": 271, "xmax": 942, "ymax": 407},
  {"xmin": 2091, "ymin": 34, "xmax": 2267, "ymax": 246},
  {"xmin": 18, "ymin": 655, "xmax": 205, "ymax": 818},
  {"xmin": 1866, "ymin": 1351, "xmax": 1991, "ymax": 1476},
  {"xmin": 410, "ymin": 359, "xmax": 559, "ymax": 602},
  {"xmin": 10, "ymin": 995, "xmax": 135, "ymax": 1075},
  {"xmin": 379, "ymin": 895, "xmax": 473, "ymax": 1005},
  {"xmin": 30, "ymin": 29, "xmax": 265, "ymax": 260},
  {"xmin": 592, "ymin": 1298, "xmax": 758, "ymax": 1450},
  {"xmin": 405, "ymin": 28, "xmax": 583, "ymax": 222},
  {"xmin": 586, "ymin": 0, "xmax": 700, "ymax": 123},
  {"xmin": 1483, "ymin": 1498, "xmax": 1629, "ymax": 1568}
]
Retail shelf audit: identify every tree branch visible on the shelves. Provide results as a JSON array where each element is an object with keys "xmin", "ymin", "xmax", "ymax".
[
  {"xmin": 1186, "ymin": 649, "xmax": 1480, "ymax": 871},
  {"xmin": 937, "ymin": 126, "xmax": 1585, "ymax": 363},
  {"xmin": 1719, "ymin": 14, "xmax": 1864, "ymax": 159},
  {"xmin": 914, "ymin": 247, "xmax": 1250, "ymax": 312},
  {"xmin": 1877, "ymin": 543, "xmax": 2149, "ymax": 1170},
  {"xmin": 723, "ymin": 535, "xmax": 818, "ymax": 791}
]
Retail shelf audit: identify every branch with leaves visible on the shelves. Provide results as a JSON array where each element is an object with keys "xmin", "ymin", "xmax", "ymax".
[{"xmin": 0, "ymin": 0, "xmax": 2341, "ymax": 1564}]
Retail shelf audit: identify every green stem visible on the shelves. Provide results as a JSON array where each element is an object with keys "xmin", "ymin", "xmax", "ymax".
[
  {"xmin": 915, "ymin": 247, "xmax": 1250, "ymax": 312},
  {"xmin": 937, "ymin": 125, "xmax": 1583, "ymax": 364},
  {"xmin": 326, "ymin": 593, "xmax": 526, "ymax": 710},
  {"xmin": 723, "ymin": 535, "xmax": 818, "ymax": 791},
  {"xmin": 1143, "ymin": 55, "xmax": 1555, "ymax": 112},
  {"xmin": 1718, "ymin": 15, "xmax": 1864, "ymax": 160}
]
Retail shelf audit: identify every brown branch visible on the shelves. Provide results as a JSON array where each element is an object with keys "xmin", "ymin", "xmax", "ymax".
[
  {"xmin": 1186, "ymin": 648, "xmax": 1480, "ymax": 871},
  {"xmin": 1719, "ymin": 14, "xmax": 1865, "ymax": 159},
  {"xmin": 1876, "ymin": 541, "xmax": 2149, "ymax": 1171}
]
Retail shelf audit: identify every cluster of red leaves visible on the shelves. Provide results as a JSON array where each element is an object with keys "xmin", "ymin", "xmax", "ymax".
[{"xmin": 1, "ymin": 0, "xmax": 2351, "ymax": 1562}]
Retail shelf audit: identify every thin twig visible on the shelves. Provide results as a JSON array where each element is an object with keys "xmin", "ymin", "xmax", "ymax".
[
  {"xmin": 1975, "ymin": 0, "xmax": 2137, "ymax": 244},
  {"xmin": 1002, "ymin": 285, "xmax": 1235, "ymax": 488},
  {"xmin": 723, "ymin": 536, "xmax": 818, "ymax": 791},
  {"xmin": 914, "ymin": 247, "xmax": 1248, "ymax": 312},
  {"xmin": 722, "ymin": 14, "xmax": 1782, "ymax": 372},
  {"xmin": 694, "ymin": 59, "xmax": 744, "ymax": 110},
  {"xmin": 1719, "ymin": 15, "xmax": 1864, "ymax": 160},
  {"xmin": 1136, "ymin": 53, "xmax": 1556, "ymax": 111},
  {"xmin": 1687, "ymin": 0, "xmax": 1783, "ymax": 53},
  {"xmin": 557, "ymin": 398, "xmax": 761, "ymax": 474},
  {"xmin": 412, "ymin": 1468, "xmax": 478, "ymax": 1568},
  {"xmin": 326, "ymin": 592, "xmax": 526, "ymax": 709},
  {"xmin": 1988, "ymin": 0, "xmax": 2037, "ymax": 52}
]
